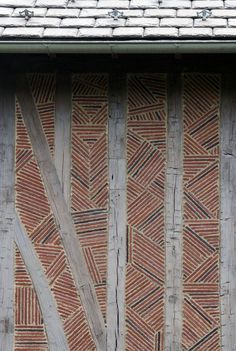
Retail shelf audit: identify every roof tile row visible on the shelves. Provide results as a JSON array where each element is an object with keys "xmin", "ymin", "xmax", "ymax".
[
  {"xmin": 2, "ymin": 26, "xmax": 236, "ymax": 38},
  {"xmin": 0, "ymin": 0, "xmax": 236, "ymax": 39}
]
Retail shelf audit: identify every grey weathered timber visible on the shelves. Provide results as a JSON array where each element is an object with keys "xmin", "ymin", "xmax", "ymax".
[
  {"xmin": 107, "ymin": 73, "xmax": 127, "ymax": 351},
  {"xmin": 164, "ymin": 74, "xmax": 183, "ymax": 351},
  {"xmin": 220, "ymin": 74, "xmax": 236, "ymax": 351},
  {"xmin": 15, "ymin": 214, "xmax": 69, "ymax": 351},
  {"xmin": 0, "ymin": 75, "xmax": 15, "ymax": 351},
  {"xmin": 16, "ymin": 74, "xmax": 106, "ymax": 351},
  {"xmin": 55, "ymin": 73, "xmax": 72, "ymax": 206}
]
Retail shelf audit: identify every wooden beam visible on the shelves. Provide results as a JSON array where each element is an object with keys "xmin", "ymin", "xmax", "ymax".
[
  {"xmin": 220, "ymin": 74, "xmax": 236, "ymax": 351},
  {"xmin": 55, "ymin": 73, "xmax": 72, "ymax": 206},
  {"xmin": 4, "ymin": 54, "xmax": 236, "ymax": 74},
  {"xmin": 164, "ymin": 74, "xmax": 183, "ymax": 351},
  {"xmin": 15, "ymin": 214, "xmax": 69, "ymax": 351},
  {"xmin": 107, "ymin": 73, "xmax": 127, "ymax": 351},
  {"xmin": 16, "ymin": 74, "xmax": 106, "ymax": 351},
  {"xmin": 0, "ymin": 74, "xmax": 15, "ymax": 351}
]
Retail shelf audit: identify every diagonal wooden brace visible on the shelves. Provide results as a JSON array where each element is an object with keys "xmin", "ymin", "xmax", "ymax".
[
  {"xmin": 16, "ymin": 74, "xmax": 107, "ymax": 351},
  {"xmin": 15, "ymin": 213, "xmax": 69, "ymax": 351}
]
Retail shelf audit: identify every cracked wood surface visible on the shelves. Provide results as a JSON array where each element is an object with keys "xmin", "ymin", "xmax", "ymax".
[
  {"xmin": 220, "ymin": 74, "xmax": 236, "ymax": 351},
  {"xmin": 15, "ymin": 214, "xmax": 69, "ymax": 351},
  {"xmin": 55, "ymin": 72, "xmax": 72, "ymax": 207},
  {"xmin": 16, "ymin": 74, "xmax": 107, "ymax": 351},
  {"xmin": 107, "ymin": 73, "xmax": 127, "ymax": 351},
  {"xmin": 0, "ymin": 74, "xmax": 15, "ymax": 351},
  {"xmin": 164, "ymin": 73, "xmax": 183, "ymax": 351}
]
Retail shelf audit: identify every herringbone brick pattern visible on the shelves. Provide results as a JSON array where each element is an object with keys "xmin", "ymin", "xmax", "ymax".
[
  {"xmin": 71, "ymin": 74, "xmax": 108, "ymax": 324},
  {"xmin": 126, "ymin": 74, "xmax": 167, "ymax": 351},
  {"xmin": 182, "ymin": 74, "xmax": 221, "ymax": 351},
  {"xmin": 15, "ymin": 74, "xmax": 95, "ymax": 351},
  {"xmin": 15, "ymin": 249, "xmax": 48, "ymax": 351},
  {"xmin": 13, "ymin": 72, "xmax": 223, "ymax": 350}
]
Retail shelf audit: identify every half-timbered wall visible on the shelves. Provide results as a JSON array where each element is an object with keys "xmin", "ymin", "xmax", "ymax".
[{"xmin": 1, "ymin": 71, "xmax": 235, "ymax": 351}]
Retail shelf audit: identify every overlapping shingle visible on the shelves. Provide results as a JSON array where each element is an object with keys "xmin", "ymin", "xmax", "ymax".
[{"xmin": 0, "ymin": 0, "xmax": 235, "ymax": 39}]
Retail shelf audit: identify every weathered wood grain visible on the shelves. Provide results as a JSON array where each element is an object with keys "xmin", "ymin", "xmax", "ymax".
[
  {"xmin": 55, "ymin": 73, "xmax": 72, "ymax": 206},
  {"xmin": 220, "ymin": 74, "xmax": 236, "ymax": 351},
  {"xmin": 15, "ymin": 214, "xmax": 69, "ymax": 351},
  {"xmin": 164, "ymin": 74, "xmax": 183, "ymax": 351},
  {"xmin": 107, "ymin": 73, "xmax": 127, "ymax": 351},
  {"xmin": 0, "ymin": 75, "xmax": 15, "ymax": 351},
  {"xmin": 16, "ymin": 74, "xmax": 106, "ymax": 351}
]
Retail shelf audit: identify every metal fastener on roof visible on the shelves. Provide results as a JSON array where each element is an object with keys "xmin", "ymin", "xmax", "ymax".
[
  {"xmin": 108, "ymin": 9, "xmax": 124, "ymax": 20},
  {"xmin": 19, "ymin": 9, "xmax": 34, "ymax": 20},
  {"xmin": 197, "ymin": 9, "xmax": 212, "ymax": 21}
]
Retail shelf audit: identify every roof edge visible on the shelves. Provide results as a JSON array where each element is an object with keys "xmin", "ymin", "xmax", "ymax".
[{"xmin": 1, "ymin": 40, "xmax": 236, "ymax": 54}]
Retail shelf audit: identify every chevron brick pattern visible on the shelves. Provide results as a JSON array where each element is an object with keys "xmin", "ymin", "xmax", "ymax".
[
  {"xmin": 13, "ymin": 72, "xmax": 223, "ymax": 350},
  {"xmin": 15, "ymin": 74, "xmax": 95, "ymax": 350},
  {"xmin": 71, "ymin": 74, "xmax": 108, "ymax": 323},
  {"xmin": 126, "ymin": 74, "xmax": 167, "ymax": 351},
  {"xmin": 182, "ymin": 74, "xmax": 221, "ymax": 351},
  {"xmin": 15, "ymin": 249, "xmax": 48, "ymax": 351}
]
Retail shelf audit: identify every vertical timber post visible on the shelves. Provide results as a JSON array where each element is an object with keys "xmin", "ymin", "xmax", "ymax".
[
  {"xmin": 55, "ymin": 72, "xmax": 72, "ymax": 207},
  {"xmin": 0, "ymin": 74, "xmax": 15, "ymax": 351},
  {"xmin": 107, "ymin": 73, "xmax": 127, "ymax": 351},
  {"xmin": 220, "ymin": 74, "xmax": 236, "ymax": 351},
  {"xmin": 165, "ymin": 74, "xmax": 183, "ymax": 351}
]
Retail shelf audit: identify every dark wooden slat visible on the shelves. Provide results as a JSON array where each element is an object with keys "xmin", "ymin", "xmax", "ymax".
[
  {"xmin": 220, "ymin": 74, "xmax": 236, "ymax": 351},
  {"xmin": 3, "ymin": 54, "xmax": 236, "ymax": 74},
  {"xmin": 16, "ymin": 74, "xmax": 106, "ymax": 351},
  {"xmin": 0, "ymin": 74, "xmax": 15, "ymax": 351}
]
